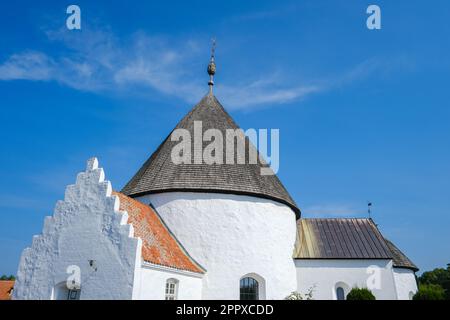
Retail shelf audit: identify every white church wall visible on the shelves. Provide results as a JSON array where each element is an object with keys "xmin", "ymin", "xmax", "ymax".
[
  {"xmin": 392, "ymin": 268, "xmax": 418, "ymax": 300},
  {"xmin": 137, "ymin": 263, "xmax": 203, "ymax": 300},
  {"xmin": 295, "ymin": 259, "xmax": 398, "ymax": 300},
  {"xmin": 13, "ymin": 158, "xmax": 142, "ymax": 300},
  {"xmin": 137, "ymin": 192, "xmax": 298, "ymax": 300}
]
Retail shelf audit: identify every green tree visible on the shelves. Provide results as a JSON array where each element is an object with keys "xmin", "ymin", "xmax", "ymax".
[
  {"xmin": 413, "ymin": 283, "xmax": 446, "ymax": 300},
  {"xmin": 418, "ymin": 264, "xmax": 450, "ymax": 300},
  {"xmin": 346, "ymin": 287, "xmax": 376, "ymax": 300},
  {"xmin": 0, "ymin": 275, "xmax": 15, "ymax": 281}
]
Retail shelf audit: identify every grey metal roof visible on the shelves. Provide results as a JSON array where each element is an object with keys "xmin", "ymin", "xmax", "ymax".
[
  {"xmin": 294, "ymin": 218, "xmax": 393, "ymax": 259},
  {"xmin": 121, "ymin": 93, "xmax": 300, "ymax": 217},
  {"xmin": 384, "ymin": 238, "xmax": 418, "ymax": 271}
]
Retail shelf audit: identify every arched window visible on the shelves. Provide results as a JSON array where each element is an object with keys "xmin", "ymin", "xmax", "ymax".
[
  {"xmin": 240, "ymin": 277, "xmax": 259, "ymax": 300},
  {"xmin": 165, "ymin": 278, "xmax": 179, "ymax": 300},
  {"xmin": 336, "ymin": 287, "xmax": 345, "ymax": 300}
]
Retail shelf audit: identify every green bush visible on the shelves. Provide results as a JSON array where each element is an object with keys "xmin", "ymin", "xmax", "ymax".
[
  {"xmin": 346, "ymin": 287, "xmax": 376, "ymax": 300},
  {"xmin": 418, "ymin": 265, "xmax": 450, "ymax": 300},
  {"xmin": 413, "ymin": 284, "xmax": 446, "ymax": 300}
]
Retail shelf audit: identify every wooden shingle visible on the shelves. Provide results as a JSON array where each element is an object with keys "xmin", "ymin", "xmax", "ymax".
[{"xmin": 121, "ymin": 93, "xmax": 300, "ymax": 217}]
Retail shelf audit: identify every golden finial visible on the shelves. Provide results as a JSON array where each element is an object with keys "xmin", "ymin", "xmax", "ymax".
[{"xmin": 207, "ymin": 38, "xmax": 216, "ymax": 94}]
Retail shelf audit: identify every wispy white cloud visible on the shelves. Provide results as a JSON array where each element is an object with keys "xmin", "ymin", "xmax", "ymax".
[
  {"xmin": 0, "ymin": 26, "xmax": 385, "ymax": 110},
  {"xmin": 0, "ymin": 52, "xmax": 55, "ymax": 81},
  {"xmin": 0, "ymin": 27, "xmax": 207, "ymax": 102},
  {"xmin": 112, "ymin": 38, "xmax": 207, "ymax": 103},
  {"xmin": 217, "ymin": 74, "xmax": 322, "ymax": 110}
]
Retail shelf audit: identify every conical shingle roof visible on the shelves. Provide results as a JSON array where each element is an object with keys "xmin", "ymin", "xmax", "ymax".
[{"xmin": 122, "ymin": 93, "xmax": 300, "ymax": 217}]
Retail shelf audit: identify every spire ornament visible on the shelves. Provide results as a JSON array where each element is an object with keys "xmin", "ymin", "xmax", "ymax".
[{"xmin": 207, "ymin": 38, "xmax": 216, "ymax": 94}]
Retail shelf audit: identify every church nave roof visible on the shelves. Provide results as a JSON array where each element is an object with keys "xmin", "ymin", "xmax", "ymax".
[{"xmin": 114, "ymin": 191, "xmax": 205, "ymax": 274}]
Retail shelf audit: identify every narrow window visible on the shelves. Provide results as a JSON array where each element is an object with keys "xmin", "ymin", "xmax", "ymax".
[
  {"xmin": 67, "ymin": 289, "xmax": 81, "ymax": 300},
  {"xmin": 165, "ymin": 279, "xmax": 178, "ymax": 300},
  {"xmin": 240, "ymin": 277, "xmax": 259, "ymax": 300},
  {"xmin": 336, "ymin": 287, "xmax": 345, "ymax": 300}
]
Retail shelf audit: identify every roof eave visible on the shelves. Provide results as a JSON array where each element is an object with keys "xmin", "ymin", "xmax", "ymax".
[{"xmin": 127, "ymin": 188, "xmax": 301, "ymax": 219}]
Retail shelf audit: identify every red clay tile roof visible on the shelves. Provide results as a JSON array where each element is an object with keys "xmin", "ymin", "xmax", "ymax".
[
  {"xmin": 0, "ymin": 280, "xmax": 14, "ymax": 300},
  {"xmin": 113, "ymin": 192, "xmax": 204, "ymax": 274}
]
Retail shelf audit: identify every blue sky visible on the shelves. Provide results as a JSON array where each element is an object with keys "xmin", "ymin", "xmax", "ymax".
[{"xmin": 1, "ymin": 0, "xmax": 449, "ymax": 275}]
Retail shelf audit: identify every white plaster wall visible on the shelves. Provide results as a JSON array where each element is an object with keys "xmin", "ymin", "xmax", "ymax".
[
  {"xmin": 137, "ymin": 192, "xmax": 298, "ymax": 300},
  {"xmin": 392, "ymin": 268, "xmax": 418, "ymax": 300},
  {"xmin": 295, "ymin": 259, "xmax": 398, "ymax": 300},
  {"xmin": 137, "ymin": 264, "xmax": 203, "ymax": 300},
  {"xmin": 13, "ymin": 158, "xmax": 142, "ymax": 300}
]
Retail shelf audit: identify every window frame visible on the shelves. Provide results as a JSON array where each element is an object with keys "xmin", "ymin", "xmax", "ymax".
[
  {"xmin": 67, "ymin": 288, "xmax": 81, "ymax": 300},
  {"xmin": 165, "ymin": 278, "xmax": 179, "ymax": 300},
  {"xmin": 240, "ymin": 277, "xmax": 259, "ymax": 300}
]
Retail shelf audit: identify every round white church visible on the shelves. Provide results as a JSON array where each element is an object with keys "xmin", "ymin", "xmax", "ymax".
[{"xmin": 12, "ymin": 58, "xmax": 418, "ymax": 300}]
